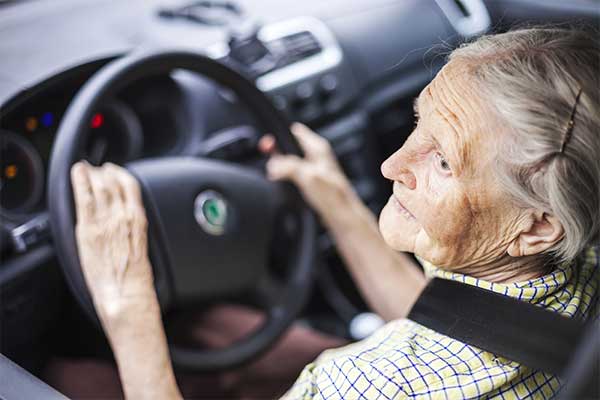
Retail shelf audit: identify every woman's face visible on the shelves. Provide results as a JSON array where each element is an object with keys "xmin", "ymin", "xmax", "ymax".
[{"xmin": 379, "ymin": 61, "xmax": 523, "ymax": 269}]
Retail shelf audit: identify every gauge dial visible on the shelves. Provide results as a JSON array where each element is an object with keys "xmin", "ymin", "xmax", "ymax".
[{"xmin": 0, "ymin": 130, "xmax": 44, "ymax": 213}]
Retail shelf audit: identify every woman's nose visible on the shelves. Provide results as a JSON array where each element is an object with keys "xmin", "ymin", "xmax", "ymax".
[{"xmin": 381, "ymin": 149, "xmax": 417, "ymax": 190}]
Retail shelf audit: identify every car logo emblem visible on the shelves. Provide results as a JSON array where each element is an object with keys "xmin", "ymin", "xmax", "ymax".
[{"xmin": 194, "ymin": 190, "xmax": 228, "ymax": 235}]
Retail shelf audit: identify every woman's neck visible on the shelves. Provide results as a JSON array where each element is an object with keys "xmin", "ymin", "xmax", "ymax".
[{"xmin": 454, "ymin": 254, "xmax": 553, "ymax": 284}]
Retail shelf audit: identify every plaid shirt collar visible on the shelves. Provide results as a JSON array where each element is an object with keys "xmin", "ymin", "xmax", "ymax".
[{"xmin": 419, "ymin": 247, "xmax": 599, "ymax": 318}]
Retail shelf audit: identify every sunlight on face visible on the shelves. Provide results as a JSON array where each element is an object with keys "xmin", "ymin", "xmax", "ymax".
[{"xmin": 378, "ymin": 61, "xmax": 523, "ymax": 269}]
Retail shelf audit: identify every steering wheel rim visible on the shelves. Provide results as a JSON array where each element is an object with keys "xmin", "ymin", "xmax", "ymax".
[{"xmin": 48, "ymin": 49, "xmax": 317, "ymax": 371}]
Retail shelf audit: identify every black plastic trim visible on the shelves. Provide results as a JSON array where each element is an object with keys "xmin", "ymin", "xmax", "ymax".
[{"xmin": 0, "ymin": 244, "xmax": 54, "ymax": 286}]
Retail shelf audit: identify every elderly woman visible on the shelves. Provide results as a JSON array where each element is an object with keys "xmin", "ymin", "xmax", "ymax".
[{"xmin": 70, "ymin": 27, "xmax": 598, "ymax": 399}]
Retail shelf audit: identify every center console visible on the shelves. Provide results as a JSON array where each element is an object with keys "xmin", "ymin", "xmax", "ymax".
[
  {"xmin": 205, "ymin": 15, "xmax": 383, "ymax": 212},
  {"xmin": 202, "ymin": 15, "xmax": 391, "ymax": 331},
  {"xmin": 207, "ymin": 16, "xmax": 358, "ymax": 124}
]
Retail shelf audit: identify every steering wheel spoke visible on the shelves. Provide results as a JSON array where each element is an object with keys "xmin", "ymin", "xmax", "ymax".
[
  {"xmin": 253, "ymin": 274, "xmax": 286, "ymax": 309},
  {"xmin": 196, "ymin": 124, "xmax": 260, "ymax": 159}
]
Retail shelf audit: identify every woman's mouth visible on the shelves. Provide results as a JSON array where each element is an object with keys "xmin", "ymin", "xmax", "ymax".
[{"xmin": 390, "ymin": 195, "xmax": 416, "ymax": 220}]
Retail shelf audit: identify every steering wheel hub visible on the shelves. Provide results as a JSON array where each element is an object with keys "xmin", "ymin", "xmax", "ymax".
[
  {"xmin": 127, "ymin": 157, "xmax": 281, "ymax": 302},
  {"xmin": 195, "ymin": 190, "xmax": 228, "ymax": 235}
]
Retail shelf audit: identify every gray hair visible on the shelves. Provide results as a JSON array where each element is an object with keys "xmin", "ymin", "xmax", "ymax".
[{"xmin": 449, "ymin": 28, "xmax": 600, "ymax": 263}]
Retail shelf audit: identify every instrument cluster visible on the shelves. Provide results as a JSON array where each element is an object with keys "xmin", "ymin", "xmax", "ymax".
[
  {"xmin": 0, "ymin": 74, "xmax": 183, "ymax": 220},
  {"xmin": 0, "ymin": 100, "xmax": 139, "ymax": 217}
]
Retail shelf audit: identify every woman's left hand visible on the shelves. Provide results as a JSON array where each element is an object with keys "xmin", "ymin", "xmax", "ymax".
[
  {"xmin": 71, "ymin": 161, "xmax": 182, "ymax": 399},
  {"xmin": 70, "ymin": 161, "xmax": 157, "ymax": 328}
]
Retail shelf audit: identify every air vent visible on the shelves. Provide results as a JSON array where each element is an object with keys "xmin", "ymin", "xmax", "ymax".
[
  {"xmin": 435, "ymin": 0, "xmax": 491, "ymax": 37},
  {"xmin": 254, "ymin": 16, "xmax": 343, "ymax": 91},
  {"xmin": 452, "ymin": 0, "xmax": 470, "ymax": 17},
  {"xmin": 268, "ymin": 31, "xmax": 322, "ymax": 68}
]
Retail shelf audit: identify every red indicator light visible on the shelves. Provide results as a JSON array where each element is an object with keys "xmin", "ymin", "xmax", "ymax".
[{"xmin": 91, "ymin": 113, "xmax": 104, "ymax": 129}]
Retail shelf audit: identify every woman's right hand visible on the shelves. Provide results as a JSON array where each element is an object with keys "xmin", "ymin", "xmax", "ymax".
[
  {"xmin": 262, "ymin": 124, "xmax": 425, "ymax": 322},
  {"xmin": 260, "ymin": 123, "xmax": 359, "ymax": 225}
]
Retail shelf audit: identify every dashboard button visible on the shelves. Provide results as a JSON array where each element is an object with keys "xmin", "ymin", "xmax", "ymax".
[
  {"xmin": 319, "ymin": 74, "xmax": 338, "ymax": 95},
  {"xmin": 294, "ymin": 82, "xmax": 315, "ymax": 105},
  {"xmin": 271, "ymin": 94, "xmax": 288, "ymax": 111}
]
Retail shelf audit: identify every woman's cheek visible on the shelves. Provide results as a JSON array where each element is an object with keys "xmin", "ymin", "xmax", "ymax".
[
  {"xmin": 420, "ymin": 152, "xmax": 452, "ymax": 196},
  {"xmin": 426, "ymin": 170, "xmax": 448, "ymax": 197},
  {"xmin": 420, "ymin": 184, "xmax": 472, "ymax": 246},
  {"xmin": 419, "ymin": 165, "xmax": 453, "ymax": 218}
]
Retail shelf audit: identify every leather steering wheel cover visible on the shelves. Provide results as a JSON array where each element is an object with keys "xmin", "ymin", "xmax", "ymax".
[{"xmin": 48, "ymin": 50, "xmax": 317, "ymax": 371}]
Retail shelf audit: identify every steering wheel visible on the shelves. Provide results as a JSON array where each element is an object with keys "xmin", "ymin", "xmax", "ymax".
[{"xmin": 48, "ymin": 50, "xmax": 317, "ymax": 371}]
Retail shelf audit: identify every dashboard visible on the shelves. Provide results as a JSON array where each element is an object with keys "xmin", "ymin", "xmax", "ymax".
[{"xmin": 1, "ymin": 0, "xmax": 598, "ymax": 372}]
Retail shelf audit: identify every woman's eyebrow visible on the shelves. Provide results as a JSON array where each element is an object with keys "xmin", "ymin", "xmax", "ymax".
[{"xmin": 430, "ymin": 134, "xmax": 445, "ymax": 154}]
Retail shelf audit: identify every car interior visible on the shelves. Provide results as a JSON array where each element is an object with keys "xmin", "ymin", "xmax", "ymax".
[{"xmin": 0, "ymin": 0, "xmax": 598, "ymax": 398}]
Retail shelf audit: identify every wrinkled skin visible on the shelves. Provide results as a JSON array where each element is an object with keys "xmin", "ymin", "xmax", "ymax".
[
  {"xmin": 379, "ymin": 61, "xmax": 562, "ymax": 278},
  {"xmin": 262, "ymin": 123, "xmax": 355, "ymax": 223},
  {"xmin": 71, "ymin": 161, "xmax": 156, "ymax": 324},
  {"xmin": 71, "ymin": 161, "xmax": 183, "ymax": 400}
]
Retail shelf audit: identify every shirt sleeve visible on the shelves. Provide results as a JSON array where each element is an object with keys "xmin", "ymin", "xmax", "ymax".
[
  {"xmin": 281, "ymin": 352, "xmax": 410, "ymax": 400},
  {"xmin": 280, "ymin": 362, "xmax": 319, "ymax": 400},
  {"xmin": 280, "ymin": 322, "xmax": 411, "ymax": 399}
]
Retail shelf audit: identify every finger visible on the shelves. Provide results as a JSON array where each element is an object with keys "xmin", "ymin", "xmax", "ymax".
[
  {"xmin": 258, "ymin": 134, "xmax": 278, "ymax": 155},
  {"xmin": 101, "ymin": 163, "xmax": 125, "ymax": 212},
  {"xmin": 70, "ymin": 161, "xmax": 96, "ymax": 222},
  {"xmin": 266, "ymin": 154, "xmax": 304, "ymax": 182},
  {"xmin": 88, "ymin": 166, "xmax": 112, "ymax": 213},
  {"xmin": 105, "ymin": 163, "xmax": 145, "ymax": 218},
  {"xmin": 290, "ymin": 123, "xmax": 330, "ymax": 159},
  {"xmin": 106, "ymin": 164, "xmax": 148, "ymax": 263}
]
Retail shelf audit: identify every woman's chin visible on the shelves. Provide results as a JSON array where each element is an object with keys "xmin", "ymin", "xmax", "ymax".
[{"xmin": 378, "ymin": 200, "xmax": 419, "ymax": 252}]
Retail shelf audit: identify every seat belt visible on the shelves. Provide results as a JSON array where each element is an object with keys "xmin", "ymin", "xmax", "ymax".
[{"xmin": 407, "ymin": 278, "xmax": 586, "ymax": 376}]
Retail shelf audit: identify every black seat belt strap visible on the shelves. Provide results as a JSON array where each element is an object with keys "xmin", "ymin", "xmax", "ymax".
[{"xmin": 407, "ymin": 278, "xmax": 586, "ymax": 375}]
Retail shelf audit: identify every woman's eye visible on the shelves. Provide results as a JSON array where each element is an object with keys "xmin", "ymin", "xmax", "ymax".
[{"xmin": 436, "ymin": 152, "xmax": 451, "ymax": 171}]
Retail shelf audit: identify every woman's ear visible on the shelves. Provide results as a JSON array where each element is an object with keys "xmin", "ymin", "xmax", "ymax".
[{"xmin": 507, "ymin": 212, "xmax": 565, "ymax": 257}]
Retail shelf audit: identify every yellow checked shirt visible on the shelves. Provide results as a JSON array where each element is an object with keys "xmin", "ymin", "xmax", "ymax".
[{"xmin": 283, "ymin": 247, "xmax": 599, "ymax": 399}]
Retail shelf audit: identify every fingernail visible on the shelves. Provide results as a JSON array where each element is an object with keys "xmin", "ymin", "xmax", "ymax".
[{"xmin": 258, "ymin": 135, "xmax": 274, "ymax": 154}]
